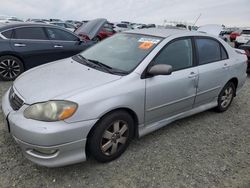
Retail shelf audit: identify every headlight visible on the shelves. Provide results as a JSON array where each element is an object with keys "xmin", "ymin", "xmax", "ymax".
[{"xmin": 24, "ymin": 101, "xmax": 78, "ymax": 122}]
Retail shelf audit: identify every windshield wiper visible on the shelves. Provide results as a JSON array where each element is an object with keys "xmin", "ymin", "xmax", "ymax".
[
  {"xmin": 74, "ymin": 55, "xmax": 128, "ymax": 75},
  {"xmin": 86, "ymin": 59, "xmax": 128, "ymax": 75}
]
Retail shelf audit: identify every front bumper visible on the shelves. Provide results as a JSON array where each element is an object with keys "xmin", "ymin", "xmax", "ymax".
[{"xmin": 2, "ymin": 88, "xmax": 98, "ymax": 167}]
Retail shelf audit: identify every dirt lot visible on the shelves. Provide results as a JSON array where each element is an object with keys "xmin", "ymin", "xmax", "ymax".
[{"xmin": 0, "ymin": 77, "xmax": 250, "ymax": 188}]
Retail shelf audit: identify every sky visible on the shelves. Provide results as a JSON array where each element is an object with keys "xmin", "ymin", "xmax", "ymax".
[{"xmin": 0, "ymin": 0, "xmax": 249, "ymax": 27}]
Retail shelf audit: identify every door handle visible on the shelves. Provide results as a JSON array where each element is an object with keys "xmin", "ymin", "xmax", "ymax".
[
  {"xmin": 14, "ymin": 43, "xmax": 26, "ymax": 47},
  {"xmin": 188, "ymin": 72, "xmax": 197, "ymax": 78},
  {"xmin": 54, "ymin": 45, "xmax": 63, "ymax": 48}
]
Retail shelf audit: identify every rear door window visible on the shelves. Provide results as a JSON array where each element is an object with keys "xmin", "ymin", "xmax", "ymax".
[
  {"xmin": 14, "ymin": 27, "xmax": 48, "ymax": 40},
  {"xmin": 45, "ymin": 27, "xmax": 79, "ymax": 41},
  {"xmin": 195, "ymin": 38, "xmax": 228, "ymax": 65}
]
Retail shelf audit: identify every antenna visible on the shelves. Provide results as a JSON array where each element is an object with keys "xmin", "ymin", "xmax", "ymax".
[{"xmin": 193, "ymin": 13, "xmax": 202, "ymax": 26}]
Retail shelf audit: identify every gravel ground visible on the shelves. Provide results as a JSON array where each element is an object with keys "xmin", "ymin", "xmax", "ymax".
[{"xmin": 0, "ymin": 76, "xmax": 250, "ymax": 188}]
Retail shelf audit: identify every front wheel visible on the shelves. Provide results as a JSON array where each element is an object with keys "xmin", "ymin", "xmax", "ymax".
[
  {"xmin": 216, "ymin": 82, "xmax": 235, "ymax": 112},
  {"xmin": 88, "ymin": 111, "xmax": 134, "ymax": 162}
]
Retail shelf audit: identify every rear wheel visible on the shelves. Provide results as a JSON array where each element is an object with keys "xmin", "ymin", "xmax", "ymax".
[
  {"xmin": 0, "ymin": 56, "xmax": 24, "ymax": 81},
  {"xmin": 234, "ymin": 42, "xmax": 240, "ymax": 48},
  {"xmin": 88, "ymin": 111, "xmax": 134, "ymax": 162},
  {"xmin": 216, "ymin": 82, "xmax": 235, "ymax": 112}
]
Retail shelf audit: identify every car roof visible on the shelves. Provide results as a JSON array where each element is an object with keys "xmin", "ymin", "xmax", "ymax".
[
  {"xmin": 0, "ymin": 22, "xmax": 58, "ymax": 31},
  {"xmin": 124, "ymin": 28, "xmax": 191, "ymax": 38},
  {"xmin": 0, "ymin": 22, "xmax": 62, "ymax": 32}
]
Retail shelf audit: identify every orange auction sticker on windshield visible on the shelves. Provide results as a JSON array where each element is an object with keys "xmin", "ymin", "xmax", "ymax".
[{"xmin": 139, "ymin": 42, "xmax": 154, "ymax": 49}]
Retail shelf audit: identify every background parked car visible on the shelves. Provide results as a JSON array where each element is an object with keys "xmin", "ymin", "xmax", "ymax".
[
  {"xmin": 26, "ymin": 19, "xmax": 50, "ymax": 24},
  {"xmin": 49, "ymin": 19, "xmax": 62, "ymax": 22},
  {"xmin": 235, "ymin": 29, "xmax": 250, "ymax": 48},
  {"xmin": 230, "ymin": 29, "xmax": 241, "ymax": 42},
  {"xmin": 75, "ymin": 18, "xmax": 116, "ymax": 42},
  {"xmin": 50, "ymin": 22, "xmax": 76, "ymax": 32},
  {"xmin": 0, "ymin": 23, "xmax": 93, "ymax": 81},
  {"xmin": 197, "ymin": 24, "xmax": 228, "ymax": 42},
  {"xmin": 0, "ymin": 16, "xmax": 23, "ymax": 24},
  {"xmin": 65, "ymin": 20, "xmax": 82, "ymax": 28},
  {"xmin": 113, "ymin": 23, "xmax": 132, "ymax": 32},
  {"xmin": 239, "ymin": 40, "xmax": 250, "ymax": 72}
]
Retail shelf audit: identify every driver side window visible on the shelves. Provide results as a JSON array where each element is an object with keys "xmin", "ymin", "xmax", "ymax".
[{"xmin": 154, "ymin": 38, "xmax": 193, "ymax": 71}]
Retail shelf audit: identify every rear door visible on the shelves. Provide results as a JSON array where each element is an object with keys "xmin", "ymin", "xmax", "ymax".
[
  {"xmin": 10, "ymin": 26, "xmax": 55, "ymax": 69},
  {"xmin": 194, "ymin": 37, "xmax": 230, "ymax": 107},
  {"xmin": 44, "ymin": 27, "xmax": 86, "ymax": 60}
]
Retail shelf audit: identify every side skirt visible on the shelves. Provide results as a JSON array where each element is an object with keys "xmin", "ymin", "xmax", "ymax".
[{"xmin": 138, "ymin": 99, "xmax": 218, "ymax": 138}]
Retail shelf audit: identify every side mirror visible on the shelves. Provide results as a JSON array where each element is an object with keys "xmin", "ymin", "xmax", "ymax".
[{"xmin": 147, "ymin": 64, "xmax": 173, "ymax": 76}]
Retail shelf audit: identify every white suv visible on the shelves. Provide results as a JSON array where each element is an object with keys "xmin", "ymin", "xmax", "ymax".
[{"xmin": 235, "ymin": 29, "xmax": 250, "ymax": 48}]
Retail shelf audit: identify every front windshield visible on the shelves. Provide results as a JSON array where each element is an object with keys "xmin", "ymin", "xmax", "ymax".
[{"xmin": 80, "ymin": 33, "xmax": 162, "ymax": 73}]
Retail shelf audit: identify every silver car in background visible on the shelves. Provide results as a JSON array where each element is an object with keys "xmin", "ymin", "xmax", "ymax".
[{"xmin": 2, "ymin": 28, "xmax": 248, "ymax": 167}]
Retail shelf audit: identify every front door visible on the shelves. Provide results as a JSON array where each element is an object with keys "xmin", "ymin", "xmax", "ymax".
[{"xmin": 145, "ymin": 38, "xmax": 198, "ymax": 124}]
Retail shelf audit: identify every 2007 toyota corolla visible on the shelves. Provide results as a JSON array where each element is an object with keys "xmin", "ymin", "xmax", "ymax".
[{"xmin": 2, "ymin": 28, "xmax": 248, "ymax": 167}]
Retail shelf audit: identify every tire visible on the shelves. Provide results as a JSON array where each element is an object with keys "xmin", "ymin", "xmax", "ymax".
[
  {"xmin": 215, "ymin": 82, "xmax": 235, "ymax": 112},
  {"xmin": 234, "ymin": 42, "xmax": 239, "ymax": 49},
  {"xmin": 88, "ymin": 111, "xmax": 134, "ymax": 162},
  {"xmin": 0, "ymin": 55, "xmax": 24, "ymax": 81}
]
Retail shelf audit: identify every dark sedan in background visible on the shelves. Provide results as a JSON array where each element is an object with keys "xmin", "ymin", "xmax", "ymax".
[
  {"xmin": 239, "ymin": 40, "xmax": 250, "ymax": 72},
  {"xmin": 0, "ymin": 23, "xmax": 94, "ymax": 81}
]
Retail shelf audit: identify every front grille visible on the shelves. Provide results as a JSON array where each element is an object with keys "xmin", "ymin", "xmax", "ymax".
[{"xmin": 9, "ymin": 87, "xmax": 24, "ymax": 111}]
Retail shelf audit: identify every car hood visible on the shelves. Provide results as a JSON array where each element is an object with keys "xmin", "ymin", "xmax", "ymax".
[
  {"xmin": 198, "ymin": 24, "xmax": 223, "ymax": 36},
  {"xmin": 75, "ymin": 18, "xmax": 107, "ymax": 40},
  {"xmin": 14, "ymin": 58, "xmax": 121, "ymax": 104}
]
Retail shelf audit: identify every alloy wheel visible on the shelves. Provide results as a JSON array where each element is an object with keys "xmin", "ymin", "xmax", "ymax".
[
  {"xmin": 0, "ymin": 59, "xmax": 21, "ymax": 80},
  {"xmin": 221, "ymin": 86, "xmax": 234, "ymax": 108},
  {"xmin": 100, "ymin": 120, "xmax": 129, "ymax": 156}
]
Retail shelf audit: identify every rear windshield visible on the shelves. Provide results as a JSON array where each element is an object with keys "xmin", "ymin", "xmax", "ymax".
[{"xmin": 242, "ymin": 30, "xmax": 250, "ymax": 35}]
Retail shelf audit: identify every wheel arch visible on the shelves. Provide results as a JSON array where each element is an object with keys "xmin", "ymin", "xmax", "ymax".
[
  {"xmin": 228, "ymin": 77, "xmax": 238, "ymax": 96},
  {"xmin": 87, "ymin": 107, "xmax": 139, "ymax": 140},
  {"xmin": 85, "ymin": 107, "xmax": 139, "ymax": 157}
]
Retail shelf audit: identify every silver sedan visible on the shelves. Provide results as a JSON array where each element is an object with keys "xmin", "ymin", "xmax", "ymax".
[{"xmin": 2, "ymin": 28, "xmax": 248, "ymax": 167}]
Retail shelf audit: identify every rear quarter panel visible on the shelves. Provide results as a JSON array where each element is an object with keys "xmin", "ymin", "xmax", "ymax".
[{"xmin": 227, "ymin": 47, "xmax": 248, "ymax": 92}]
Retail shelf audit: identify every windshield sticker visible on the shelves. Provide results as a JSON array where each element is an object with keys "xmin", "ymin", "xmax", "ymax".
[
  {"xmin": 139, "ymin": 42, "xmax": 154, "ymax": 50},
  {"xmin": 138, "ymin": 38, "xmax": 160, "ymax": 44}
]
